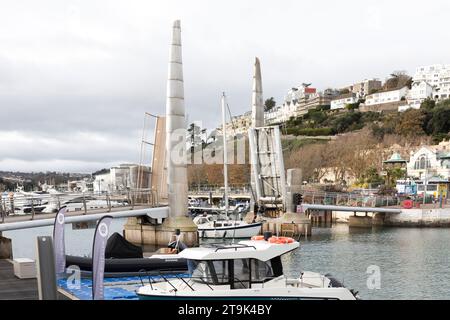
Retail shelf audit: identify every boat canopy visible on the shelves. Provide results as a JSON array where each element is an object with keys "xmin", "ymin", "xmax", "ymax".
[{"xmin": 179, "ymin": 240, "xmax": 299, "ymax": 262}]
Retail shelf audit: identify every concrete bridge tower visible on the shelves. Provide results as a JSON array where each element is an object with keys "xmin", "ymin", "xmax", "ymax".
[
  {"xmin": 160, "ymin": 20, "xmax": 198, "ymax": 245},
  {"xmin": 251, "ymin": 57, "xmax": 265, "ymax": 128},
  {"xmin": 125, "ymin": 21, "xmax": 198, "ymax": 247}
]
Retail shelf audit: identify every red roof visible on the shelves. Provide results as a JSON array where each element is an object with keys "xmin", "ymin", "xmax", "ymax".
[{"xmin": 305, "ymin": 88, "xmax": 316, "ymax": 94}]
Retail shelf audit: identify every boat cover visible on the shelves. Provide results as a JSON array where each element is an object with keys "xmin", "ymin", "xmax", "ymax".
[{"xmin": 105, "ymin": 232, "xmax": 143, "ymax": 259}]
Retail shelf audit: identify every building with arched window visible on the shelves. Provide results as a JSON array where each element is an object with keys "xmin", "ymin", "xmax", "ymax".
[
  {"xmin": 403, "ymin": 141, "xmax": 450, "ymax": 197},
  {"xmin": 407, "ymin": 144, "xmax": 450, "ymax": 180}
]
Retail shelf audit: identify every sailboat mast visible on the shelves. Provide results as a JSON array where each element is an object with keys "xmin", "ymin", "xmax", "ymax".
[{"xmin": 221, "ymin": 93, "xmax": 229, "ymax": 215}]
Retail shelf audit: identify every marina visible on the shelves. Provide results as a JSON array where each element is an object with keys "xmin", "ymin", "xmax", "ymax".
[
  {"xmin": 2, "ymin": 1, "xmax": 450, "ymax": 306},
  {"xmin": 3, "ymin": 222, "xmax": 450, "ymax": 300}
]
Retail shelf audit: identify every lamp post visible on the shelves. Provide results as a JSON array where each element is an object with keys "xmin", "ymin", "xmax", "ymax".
[{"xmin": 423, "ymin": 155, "xmax": 429, "ymax": 205}]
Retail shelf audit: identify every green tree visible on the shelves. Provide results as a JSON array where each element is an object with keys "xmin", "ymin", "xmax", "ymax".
[
  {"xmin": 331, "ymin": 112, "xmax": 362, "ymax": 133},
  {"xmin": 421, "ymin": 98, "xmax": 436, "ymax": 110},
  {"xmin": 427, "ymin": 105, "xmax": 450, "ymax": 135},
  {"xmin": 358, "ymin": 167, "xmax": 384, "ymax": 186},
  {"xmin": 386, "ymin": 167, "xmax": 405, "ymax": 187},
  {"xmin": 345, "ymin": 102, "xmax": 360, "ymax": 110},
  {"xmin": 264, "ymin": 97, "xmax": 276, "ymax": 112}
]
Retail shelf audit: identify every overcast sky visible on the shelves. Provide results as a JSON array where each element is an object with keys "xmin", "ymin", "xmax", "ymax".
[{"xmin": 1, "ymin": 0, "xmax": 449, "ymax": 173}]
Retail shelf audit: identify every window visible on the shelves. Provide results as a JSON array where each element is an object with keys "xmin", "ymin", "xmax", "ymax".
[
  {"xmin": 189, "ymin": 259, "xmax": 275, "ymax": 286},
  {"xmin": 414, "ymin": 155, "xmax": 431, "ymax": 170}
]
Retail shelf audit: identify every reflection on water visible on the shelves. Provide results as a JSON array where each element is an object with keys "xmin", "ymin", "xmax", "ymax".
[
  {"xmin": 282, "ymin": 224, "xmax": 450, "ymax": 300},
  {"xmin": 5, "ymin": 221, "xmax": 450, "ymax": 299}
]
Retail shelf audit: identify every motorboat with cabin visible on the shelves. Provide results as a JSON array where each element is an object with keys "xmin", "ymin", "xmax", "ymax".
[{"xmin": 136, "ymin": 234, "xmax": 359, "ymax": 300}]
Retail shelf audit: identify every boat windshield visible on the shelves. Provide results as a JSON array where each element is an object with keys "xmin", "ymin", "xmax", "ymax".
[{"xmin": 188, "ymin": 259, "xmax": 275, "ymax": 286}]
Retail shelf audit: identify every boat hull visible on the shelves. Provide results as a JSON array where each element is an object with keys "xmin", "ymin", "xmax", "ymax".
[{"xmin": 137, "ymin": 287, "xmax": 356, "ymax": 300}]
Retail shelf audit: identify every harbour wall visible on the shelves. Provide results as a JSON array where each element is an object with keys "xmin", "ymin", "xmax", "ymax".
[
  {"xmin": 331, "ymin": 209, "xmax": 450, "ymax": 227},
  {"xmin": 382, "ymin": 209, "xmax": 450, "ymax": 227}
]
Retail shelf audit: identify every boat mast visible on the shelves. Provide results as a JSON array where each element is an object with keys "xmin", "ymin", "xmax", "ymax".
[{"xmin": 221, "ymin": 93, "xmax": 229, "ymax": 216}]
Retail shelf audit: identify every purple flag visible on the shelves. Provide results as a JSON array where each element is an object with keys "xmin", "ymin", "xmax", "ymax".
[
  {"xmin": 92, "ymin": 215, "xmax": 113, "ymax": 300},
  {"xmin": 53, "ymin": 206, "xmax": 67, "ymax": 274}
]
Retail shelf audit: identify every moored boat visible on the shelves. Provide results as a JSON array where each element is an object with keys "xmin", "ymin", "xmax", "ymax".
[
  {"xmin": 136, "ymin": 235, "xmax": 358, "ymax": 300},
  {"xmin": 194, "ymin": 214, "xmax": 262, "ymax": 239}
]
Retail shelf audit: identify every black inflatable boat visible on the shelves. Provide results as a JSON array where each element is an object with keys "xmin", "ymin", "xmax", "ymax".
[{"xmin": 65, "ymin": 233, "xmax": 188, "ymax": 276}]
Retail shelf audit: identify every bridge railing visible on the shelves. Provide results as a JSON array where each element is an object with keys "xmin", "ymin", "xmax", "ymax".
[
  {"xmin": 0, "ymin": 189, "xmax": 159, "ymax": 222},
  {"xmin": 188, "ymin": 184, "xmax": 251, "ymax": 196},
  {"xmin": 186, "ymin": 185, "xmax": 401, "ymax": 208},
  {"xmin": 298, "ymin": 188, "xmax": 400, "ymax": 208}
]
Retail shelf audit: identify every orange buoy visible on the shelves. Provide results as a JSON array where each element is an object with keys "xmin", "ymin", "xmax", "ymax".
[
  {"xmin": 268, "ymin": 236, "xmax": 295, "ymax": 244},
  {"xmin": 251, "ymin": 235, "xmax": 265, "ymax": 241}
]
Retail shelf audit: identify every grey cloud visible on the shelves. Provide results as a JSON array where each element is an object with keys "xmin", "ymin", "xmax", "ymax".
[{"xmin": 1, "ymin": 0, "xmax": 450, "ymax": 172}]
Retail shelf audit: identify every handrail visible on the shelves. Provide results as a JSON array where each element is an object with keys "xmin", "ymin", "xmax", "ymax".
[
  {"xmin": 175, "ymin": 274, "xmax": 195, "ymax": 292},
  {"xmin": 138, "ymin": 269, "xmax": 154, "ymax": 290},
  {"xmin": 212, "ymin": 244, "xmax": 257, "ymax": 252},
  {"xmin": 158, "ymin": 272, "xmax": 178, "ymax": 292},
  {"xmin": 0, "ymin": 188, "xmax": 162, "ymax": 222}
]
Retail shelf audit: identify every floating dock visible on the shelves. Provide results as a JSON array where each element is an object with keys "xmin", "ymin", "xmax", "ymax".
[{"xmin": 1, "ymin": 259, "xmax": 190, "ymax": 300}]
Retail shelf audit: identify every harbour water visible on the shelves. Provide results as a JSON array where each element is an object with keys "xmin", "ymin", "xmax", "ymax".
[{"xmin": 5, "ymin": 221, "xmax": 450, "ymax": 300}]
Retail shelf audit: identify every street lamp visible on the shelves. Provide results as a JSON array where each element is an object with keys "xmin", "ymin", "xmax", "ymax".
[{"xmin": 423, "ymin": 155, "xmax": 429, "ymax": 205}]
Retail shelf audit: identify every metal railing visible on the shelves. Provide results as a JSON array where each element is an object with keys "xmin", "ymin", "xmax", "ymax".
[
  {"xmin": 187, "ymin": 185, "xmax": 402, "ymax": 208},
  {"xmin": 298, "ymin": 187, "xmax": 401, "ymax": 208},
  {"xmin": 188, "ymin": 184, "xmax": 251, "ymax": 196},
  {"xmin": 0, "ymin": 189, "xmax": 159, "ymax": 222}
]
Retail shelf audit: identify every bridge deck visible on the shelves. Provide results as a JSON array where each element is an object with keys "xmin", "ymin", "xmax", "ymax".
[{"xmin": 1, "ymin": 205, "xmax": 149, "ymax": 224}]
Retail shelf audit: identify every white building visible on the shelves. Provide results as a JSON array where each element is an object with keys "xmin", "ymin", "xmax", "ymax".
[
  {"xmin": 364, "ymin": 86, "xmax": 409, "ymax": 107},
  {"xmin": 330, "ymin": 93, "xmax": 358, "ymax": 110},
  {"xmin": 217, "ymin": 111, "xmax": 252, "ymax": 136},
  {"xmin": 93, "ymin": 164, "xmax": 151, "ymax": 194},
  {"xmin": 401, "ymin": 81, "xmax": 434, "ymax": 112},
  {"xmin": 265, "ymin": 85, "xmax": 339, "ymax": 124},
  {"xmin": 413, "ymin": 64, "xmax": 450, "ymax": 100},
  {"xmin": 93, "ymin": 172, "xmax": 112, "ymax": 194},
  {"xmin": 265, "ymin": 106, "xmax": 282, "ymax": 124},
  {"xmin": 407, "ymin": 141, "xmax": 450, "ymax": 181}
]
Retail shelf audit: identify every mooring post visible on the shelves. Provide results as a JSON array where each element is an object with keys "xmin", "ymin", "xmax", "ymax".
[
  {"xmin": 107, "ymin": 193, "xmax": 111, "ymax": 212},
  {"xmin": 9, "ymin": 196, "xmax": 14, "ymax": 215},
  {"xmin": 83, "ymin": 193, "xmax": 87, "ymax": 215},
  {"xmin": 1, "ymin": 204, "xmax": 4, "ymax": 224},
  {"xmin": 31, "ymin": 200, "xmax": 35, "ymax": 220},
  {"xmin": 36, "ymin": 236, "xmax": 58, "ymax": 300}
]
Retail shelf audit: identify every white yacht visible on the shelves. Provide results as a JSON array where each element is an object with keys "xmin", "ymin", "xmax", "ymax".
[
  {"xmin": 194, "ymin": 214, "xmax": 262, "ymax": 239},
  {"xmin": 137, "ymin": 237, "xmax": 358, "ymax": 300}
]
